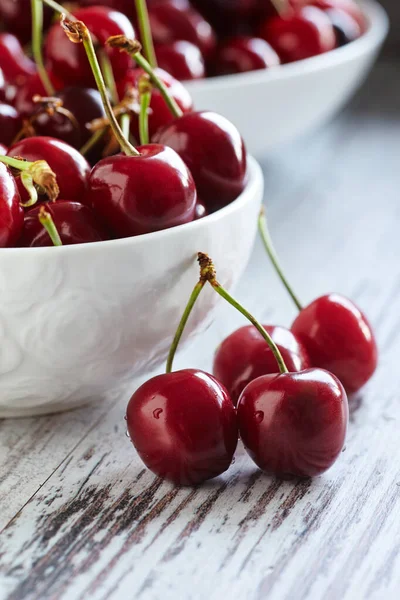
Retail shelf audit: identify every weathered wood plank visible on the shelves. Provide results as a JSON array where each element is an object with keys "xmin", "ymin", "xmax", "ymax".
[{"xmin": 1, "ymin": 60, "xmax": 400, "ymax": 600}]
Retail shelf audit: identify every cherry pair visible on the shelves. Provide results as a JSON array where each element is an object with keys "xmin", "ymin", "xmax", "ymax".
[
  {"xmin": 126, "ymin": 253, "xmax": 349, "ymax": 485},
  {"xmin": 214, "ymin": 210, "xmax": 377, "ymax": 401}
]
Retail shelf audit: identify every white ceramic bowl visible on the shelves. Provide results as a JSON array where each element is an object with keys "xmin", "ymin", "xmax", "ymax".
[
  {"xmin": 185, "ymin": 0, "xmax": 388, "ymax": 156},
  {"xmin": 0, "ymin": 157, "xmax": 263, "ymax": 418}
]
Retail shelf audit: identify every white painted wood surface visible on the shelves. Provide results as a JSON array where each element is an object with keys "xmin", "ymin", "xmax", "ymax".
[{"xmin": 1, "ymin": 60, "xmax": 400, "ymax": 600}]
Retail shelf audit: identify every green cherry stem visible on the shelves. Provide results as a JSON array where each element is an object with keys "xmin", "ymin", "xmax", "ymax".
[
  {"xmin": 31, "ymin": 0, "xmax": 55, "ymax": 95},
  {"xmin": 107, "ymin": 36, "xmax": 183, "ymax": 119},
  {"xmin": 120, "ymin": 112, "xmax": 131, "ymax": 140},
  {"xmin": 258, "ymin": 208, "xmax": 303, "ymax": 312},
  {"xmin": 61, "ymin": 16, "xmax": 140, "ymax": 157},
  {"xmin": 42, "ymin": 0, "xmax": 73, "ymax": 17},
  {"xmin": 199, "ymin": 252, "xmax": 289, "ymax": 375},
  {"xmin": 138, "ymin": 75, "xmax": 151, "ymax": 145},
  {"xmin": 166, "ymin": 280, "xmax": 205, "ymax": 373},
  {"xmin": 0, "ymin": 155, "xmax": 59, "ymax": 205},
  {"xmin": 39, "ymin": 206, "xmax": 63, "ymax": 246},
  {"xmin": 80, "ymin": 127, "xmax": 107, "ymax": 156},
  {"xmin": 99, "ymin": 50, "xmax": 118, "ymax": 106},
  {"xmin": 134, "ymin": 0, "xmax": 157, "ymax": 68}
]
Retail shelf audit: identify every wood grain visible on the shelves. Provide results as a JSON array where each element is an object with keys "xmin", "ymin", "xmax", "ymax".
[{"xmin": 1, "ymin": 60, "xmax": 400, "ymax": 600}]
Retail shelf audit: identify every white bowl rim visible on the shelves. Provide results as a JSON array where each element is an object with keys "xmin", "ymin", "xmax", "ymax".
[
  {"xmin": 184, "ymin": 0, "xmax": 388, "ymax": 92},
  {"xmin": 2, "ymin": 155, "xmax": 263, "ymax": 255}
]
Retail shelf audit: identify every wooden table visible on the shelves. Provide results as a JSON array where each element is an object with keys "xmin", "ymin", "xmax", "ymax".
[{"xmin": 1, "ymin": 59, "xmax": 400, "ymax": 600}]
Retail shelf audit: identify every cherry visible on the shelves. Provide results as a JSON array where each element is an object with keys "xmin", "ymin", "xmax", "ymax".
[
  {"xmin": 259, "ymin": 6, "xmax": 336, "ymax": 63},
  {"xmin": 28, "ymin": 87, "xmax": 106, "ymax": 150},
  {"xmin": 325, "ymin": 8, "xmax": 361, "ymax": 46},
  {"xmin": 291, "ymin": 294, "xmax": 377, "ymax": 394},
  {"xmin": 14, "ymin": 72, "xmax": 63, "ymax": 118},
  {"xmin": 0, "ymin": 103, "xmax": 23, "ymax": 147},
  {"xmin": 117, "ymin": 67, "xmax": 193, "ymax": 138},
  {"xmin": 155, "ymin": 41, "xmax": 206, "ymax": 80},
  {"xmin": 212, "ymin": 36, "xmax": 280, "ymax": 76},
  {"xmin": 295, "ymin": 0, "xmax": 367, "ymax": 33},
  {"xmin": 258, "ymin": 210, "xmax": 378, "ymax": 395},
  {"xmin": 0, "ymin": 162, "xmax": 24, "ymax": 247},
  {"xmin": 213, "ymin": 325, "xmax": 311, "ymax": 405},
  {"xmin": 8, "ymin": 137, "xmax": 91, "ymax": 204},
  {"xmin": 154, "ymin": 110, "xmax": 247, "ymax": 211},
  {"xmin": 0, "ymin": 33, "xmax": 36, "ymax": 86},
  {"xmin": 76, "ymin": 0, "xmax": 136, "ymax": 21},
  {"xmin": 45, "ymin": 6, "xmax": 136, "ymax": 87},
  {"xmin": 0, "ymin": 68, "xmax": 6, "ymax": 103},
  {"xmin": 88, "ymin": 143, "xmax": 196, "ymax": 236},
  {"xmin": 191, "ymin": 0, "xmax": 276, "ymax": 37},
  {"xmin": 0, "ymin": 0, "xmax": 52, "ymax": 45},
  {"xmin": 18, "ymin": 200, "xmax": 109, "ymax": 247},
  {"xmin": 126, "ymin": 369, "xmax": 238, "ymax": 485},
  {"xmin": 148, "ymin": 3, "xmax": 217, "ymax": 59},
  {"xmin": 237, "ymin": 368, "xmax": 348, "ymax": 478}
]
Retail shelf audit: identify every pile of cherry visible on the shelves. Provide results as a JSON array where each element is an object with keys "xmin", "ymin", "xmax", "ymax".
[{"xmin": 0, "ymin": 0, "xmax": 248, "ymax": 247}]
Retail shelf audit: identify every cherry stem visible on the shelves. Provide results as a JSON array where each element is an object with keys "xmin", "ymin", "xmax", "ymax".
[
  {"xmin": 80, "ymin": 127, "xmax": 107, "ymax": 156},
  {"xmin": 258, "ymin": 208, "xmax": 303, "ymax": 312},
  {"xmin": 107, "ymin": 36, "xmax": 183, "ymax": 119},
  {"xmin": 42, "ymin": 0, "xmax": 73, "ymax": 18},
  {"xmin": 61, "ymin": 17, "xmax": 140, "ymax": 157},
  {"xmin": 38, "ymin": 206, "xmax": 63, "ymax": 246},
  {"xmin": 198, "ymin": 252, "xmax": 289, "ymax": 375},
  {"xmin": 120, "ymin": 112, "xmax": 131, "ymax": 140},
  {"xmin": 0, "ymin": 155, "xmax": 31, "ymax": 172},
  {"xmin": 138, "ymin": 76, "xmax": 151, "ymax": 145},
  {"xmin": 31, "ymin": 0, "xmax": 55, "ymax": 95},
  {"xmin": 99, "ymin": 50, "xmax": 118, "ymax": 106},
  {"xmin": 269, "ymin": 0, "xmax": 289, "ymax": 15},
  {"xmin": 0, "ymin": 155, "xmax": 59, "ymax": 203},
  {"xmin": 135, "ymin": 0, "xmax": 157, "ymax": 69},
  {"xmin": 166, "ymin": 281, "xmax": 205, "ymax": 373}
]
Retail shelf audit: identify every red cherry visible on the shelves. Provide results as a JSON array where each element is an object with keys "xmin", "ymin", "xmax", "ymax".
[
  {"xmin": 29, "ymin": 87, "xmax": 106, "ymax": 150},
  {"xmin": 191, "ymin": 0, "xmax": 276, "ymax": 36},
  {"xmin": 18, "ymin": 200, "xmax": 109, "ymax": 247},
  {"xmin": 0, "ymin": 162, "xmax": 24, "ymax": 247},
  {"xmin": 293, "ymin": 0, "xmax": 367, "ymax": 33},
  {"xmin": 259, "ymin": 6, "xmax": 336, "ymax": 63},
  {"xmin": 148, "ymin": 3, "xmax": 216, "ymax": 59},
  {"xmin": 8, "ymin": 137, "xmax": 91, "ymax": 204},
  {"xmin": 0, "ymin": 103, "xmax": 22, "ymax": 147},
  {"xmin": 214, "ymin": 325, "xmax": 311, "ymax": 405},
  {"xmin": 0, "ymin": 68, "xmax": 6, "ymax": 103},
  {"xmin": 155, "ymin": 41, "xmax": 205, "ymax": 80},
  {"xmin": 291, "ymin": 294, "xmax": 378, "ymax": 394},
  {"xmin": 14, "ymin": 72, "xmax": 63, "ymax": 118},
  {"xmin": 45, "ymin": 7, "xmax": 136, "ymax": 87},
  {"xmin": 0, "ymin": 0, "xmax": 52, "ymax": 45},
  {"xmin": 238, "ymin": 368, "xmax": 348, "ymax": 478},
  {"xmin": 126, "ymin": 369, "xmax": 238, "ymax": 485},
  {"xmin": 153, "ymin": 110, "xmax": 247, "ymax": 211},
  {"xmin": 117, "ymin": 67, "xmax": 193, "ymax": 138},
  {"xmin": 88, "ymin": 143, "xmax": 196, "ymax": 237},
  {"xmin": 213, "ymin": 36, "xmax": 280, "ymax": 76},
  {"xmin": 325, "ymin": 8, "xmax": 362, "ymax": 46},
  {"xmin": 0, "ymin": 33, "xmax": 36, "ymax": 86},
  {"xmin": 76, "ymin": 0, "xmax": 136, "ymax": 21}
]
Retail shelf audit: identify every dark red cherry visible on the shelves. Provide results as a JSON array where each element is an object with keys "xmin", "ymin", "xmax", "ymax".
[
  {"xmin": 213, "ymin": 36, "xmax": 280, "ymax": 76},
  {"xmin": 154, "ymin": 111, "xmax": 247, "ymax": 211},
  {"xmin": 0, "ymin": 162, "xmax": 24, "ymax": 247},
  {"xmin": 325, "ymin": 8, "xmax": 361, "ymax": 46},
  {"xmin": 30, "ymin": 87, "xmax": 106, "ymax": 150},
  {"xmin": 195, "ymin": 198, "xmax": 208, "ymax": 220},
  {"xmin": 214, "ymin": 325, "xmax": 311, "ymax": 406},
  {"xmin": 238, "ymin": 368, "xmax": 348, "ymax": 478},
  {"xmin": 14, "ymin": 72, "xmax": 63, "ymax": 118},
  {"xmin": 291, "ymin": 294, "xmax": 378, "ymax": 394},
  {"xmin": 117, "ymin": 67, "xmax": 193, "ymax": 139},
  {"xmin": 148, "ymin": 3, "xmax": 216, "ymax": 59},
  {"xmin": 45, "ymin": 7, "xmax": 136, "ymax": 88},
  {"xmin": 126, "ymin": 369, "xmax": 238, "ymax": 485},
  {"xmin": 8, "ymin": 137, "xmax": 91, "ymax": 204},
  {"xmin": 0, "ymin": 103, "xmax": 22, "ymax": 147},
  {"xmin": 191, "ymin": 0, "xmax": 276, "ymax": 36},
  {"xmin": 0, "ymin": 0, "xmax": 52, "ymax": 45},
  {"xmin": 88, "ymin": 143, "xmax": 196, "ymax": 237},
  {"xmin": 18, "ymin": 200, "xmax": 109, "ymax": 247},
  {"xmin": 259, "ymin": 7, "xmax": 336, "ymax": 63},
  {"xmin": 155, "ymin": 41, "xmax": 205, "ymax": 81},
  {"xmin": 0, "ymin": 33, "xmax": 36, "ymax": 86}
]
